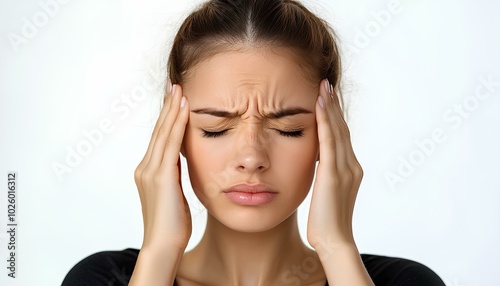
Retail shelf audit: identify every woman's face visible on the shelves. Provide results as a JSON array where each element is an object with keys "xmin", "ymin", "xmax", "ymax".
[{"xmin": 181, "ymin": 46, "xmax": 319, "ymax": 232}]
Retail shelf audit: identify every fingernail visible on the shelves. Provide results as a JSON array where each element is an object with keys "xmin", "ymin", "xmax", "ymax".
[
  {"xmin": 180, "ymin": 96, "xmax": 186, "ymax": 108},
  {"xmin": 167, "ymin": 79, "xmax": 173, "ymax": 94},
  {"xmin": 329, "ymin": 84, "xmax": 334, "ymax": 95},
  {"xmin": 324, "ymin": 79, "xmax": 330, "ymax": 93},
  {"xmin": 318, "ymin": 96, "xmax": 325, "ymax": 108}
]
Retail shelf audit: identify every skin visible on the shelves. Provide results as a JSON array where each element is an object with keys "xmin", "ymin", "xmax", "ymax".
[{"xmin": 129, "ymin": 46, "xmax": 373, "ymax": 286}]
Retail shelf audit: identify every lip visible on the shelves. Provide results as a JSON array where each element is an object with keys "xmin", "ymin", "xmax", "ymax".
[{"xmin": 223, "ymin": 183, "xmax": 278, "ymax": 206}]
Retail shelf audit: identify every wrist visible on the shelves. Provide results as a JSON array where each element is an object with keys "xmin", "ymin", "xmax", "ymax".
[
  {"xmin": 129, "ymin": 243, "xmax": 186, "ymax": 286},
  {"xmin": 141, "ymin": 232, "xmax": 190, "ymax": 253},
  {"xmin": 309, "ymin": 235, "xmax": 357, "ymax": 261},
  {"xmin": 308, "ymin": 230, "xmax": 355, "ymax": 249},
  {"xmin": 140, "ymin": 241, "xmax": 186, "ymax": 258}
]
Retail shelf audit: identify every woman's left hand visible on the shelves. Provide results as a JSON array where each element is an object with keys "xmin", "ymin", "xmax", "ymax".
[{"xmin": 307, "ymin": 79, "xmax": 364, "ymax": 250}]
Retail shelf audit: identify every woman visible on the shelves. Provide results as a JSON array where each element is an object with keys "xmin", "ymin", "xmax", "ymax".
[{"xmin": 62, "ymin": 0, "xmax": 445, "ymax": 285}]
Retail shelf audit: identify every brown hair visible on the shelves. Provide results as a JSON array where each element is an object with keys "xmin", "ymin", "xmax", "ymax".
[{"xmin": 167, "ymin": 0, "xmax": 343, "ymax": 106}]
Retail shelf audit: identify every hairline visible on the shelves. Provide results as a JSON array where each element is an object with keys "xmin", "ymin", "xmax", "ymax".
[{"xmin": 179, "ymin": 41, "xmax": 322, "ymax": 87}]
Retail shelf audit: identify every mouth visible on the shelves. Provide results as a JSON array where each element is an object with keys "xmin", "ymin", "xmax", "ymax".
[{"xmin": 223, "ymin": 183, "xmax": 278, "ymax": 206}]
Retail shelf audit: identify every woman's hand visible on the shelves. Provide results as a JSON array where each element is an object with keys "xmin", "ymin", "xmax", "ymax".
[
  {"xmin": 307, "ymin": 79, "xmax": 363, "ymax": 247},
  {"xmin": 130, "ymin": 83, "xmax": 190, "ymax": 285},
  {"xmin": 307, "ymin": 79, "xmax": 373, "ymax": 285},
  {"xmin": 134, "ymin": 83, "xmax": 191, "ymax": 252}
]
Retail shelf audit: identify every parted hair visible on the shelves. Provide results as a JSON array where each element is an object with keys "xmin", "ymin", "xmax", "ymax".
[{"xmin": 167, "ymin": 0, "xmax": 343, "ymax": 103}]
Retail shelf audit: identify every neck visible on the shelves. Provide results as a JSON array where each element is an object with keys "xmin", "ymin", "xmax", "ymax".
[{"xmin": 185, "ymin": 211, "xmax": 312, "ymax": 286}]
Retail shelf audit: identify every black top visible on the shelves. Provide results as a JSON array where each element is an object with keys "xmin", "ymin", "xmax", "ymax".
[{"xmin": 61, "ymin": 248, "xmax": 445, "ymax": 285}]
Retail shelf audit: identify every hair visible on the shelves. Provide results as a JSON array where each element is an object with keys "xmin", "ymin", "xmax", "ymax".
[{"xmin": 167, "ymin": 0, "xmax": 344, "ymax": 110}]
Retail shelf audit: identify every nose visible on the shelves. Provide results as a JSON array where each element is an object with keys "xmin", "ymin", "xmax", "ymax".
[{"xmin": 232, "ymin": 126, "xmax": 270, "ymax": 173}]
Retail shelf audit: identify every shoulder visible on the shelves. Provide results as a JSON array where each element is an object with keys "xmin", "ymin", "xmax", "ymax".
[
  {"xmin": 361, "ymin": 254, "xmax": 445, "ymax": 286},
  {"xmin": 61, "ymin": 248, "xmax": 140, "ymax": 286}
]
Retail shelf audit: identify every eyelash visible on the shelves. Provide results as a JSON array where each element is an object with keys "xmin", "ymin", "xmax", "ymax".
[
  {"xmin": 202, "ymin": 129, "xmax": 304, "ymax": 138},
  {"xmin": 276, "ymin": 129, "xmax": 304, "ymax": 138},
  {"xmin": 202, "ymin": 130, "xmax": 227, "ymax": 138}
]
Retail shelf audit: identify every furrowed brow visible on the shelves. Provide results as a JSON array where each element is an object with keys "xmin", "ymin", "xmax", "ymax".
[
  {"xmin": 266, "ymin": 107, "xmax": 312, "ymax": 119},
  {"xmin": 191, "ymin": 108, "xmax": 238, "ymax": 118},
  {"xmin": 191, "ymin": 107, "xmax": 312, "ymax": 119}
]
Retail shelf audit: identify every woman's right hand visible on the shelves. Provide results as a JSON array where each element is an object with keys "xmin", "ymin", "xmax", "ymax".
[{"xmin": 133, "ymin": 82, "xmax": 191, "ymax": 252}]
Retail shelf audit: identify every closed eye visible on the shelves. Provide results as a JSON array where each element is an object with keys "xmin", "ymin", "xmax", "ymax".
[
  {"xmin": 202, "ymin": 129, "xmax": 228, "ymax": 138},
  {"xmin": 202, "ymin": 129, "xmax": 304, "ymax": 138},
  {"xmin": 272, "ymin": 129, "xmax": 304, "ymax": 138}
]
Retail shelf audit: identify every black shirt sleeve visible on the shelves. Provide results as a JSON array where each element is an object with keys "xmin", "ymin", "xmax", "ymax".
[
  {"xmin": 61, "ymin": 248, "xmax": 139, "ymax": 286},
  {"xmin": 61, "ymin": 248, "xmax": 445, "ymax": 286},
  {"xmin": 361, "ymin": 254, "xmax": 445, "ymax": 286}
]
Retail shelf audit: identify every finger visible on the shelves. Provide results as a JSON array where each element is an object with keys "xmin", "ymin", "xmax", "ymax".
[
  {"xmin": 324, "ymin": 82, "xmax": 362, "ymax": 183},
  {"xmin": 160, "ymin": 87, "xmax": 189, "ymax": 175},
  {"xmin": 148, "ymin": 84, "xmax": 184, "ymax": 169},
  {"xmin": 330, "ymin": 88, "xmax": 360, "ymax": 168},
  {"xmin": 140, "ymin": 80, "xmax": 174, "ymax": 165},
  {"xmin": 316, "ymin": 79, "xmax": 337, "ymax": 173},
  {"xmin": 135, "ymin": 91, "xmax": 173, "ymax": 206},
  {"xmin": 320, "ymin": 79, "xmax": 348, "ymax": 170}
]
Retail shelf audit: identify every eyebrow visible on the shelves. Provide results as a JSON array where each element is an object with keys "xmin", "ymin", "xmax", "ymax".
[{"xmin": 191, "ymin": 107, "xmax": 312, "ymax": 119}]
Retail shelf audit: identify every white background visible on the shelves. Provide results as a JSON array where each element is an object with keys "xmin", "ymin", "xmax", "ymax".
[{"xmin": 1, "ymin": 0, "xmax": 499, "ymax": 285}]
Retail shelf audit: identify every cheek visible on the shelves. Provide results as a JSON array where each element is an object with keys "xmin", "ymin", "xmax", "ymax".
[
  {"xmin": 184, "ymin": 128, "xmax": 204, "ymax": 189},
  {"xmin": 183, "ymin": 128, "xmax": 226, "ymax": 200},
  {"xmin": 278, "ymin": 126, "xmax": 318, "ymax": 162},
  {"xmin": 271, "ymin": 133, "xmax": 318, "ymax": 199}
]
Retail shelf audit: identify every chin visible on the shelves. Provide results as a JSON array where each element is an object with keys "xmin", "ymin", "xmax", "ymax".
[
  {"xmin": 200, "ymin": 193, "xmax": 304, "ymax": 233},
  {"xmin": 211, "ymin": 207, "xmax": 294, "ymax": 233}
]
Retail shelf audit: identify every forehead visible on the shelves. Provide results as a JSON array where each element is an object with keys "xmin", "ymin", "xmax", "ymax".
[{"xmin": 182, "ymin": 46, "xmax": 318, "ymax": 104}]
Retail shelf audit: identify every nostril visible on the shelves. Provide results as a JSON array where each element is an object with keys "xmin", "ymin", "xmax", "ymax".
[
  {"xmin": 233, "ymin": 143, "xmax": 270, "ymax": 173},
  {"xmin": 236, "ymin": 164, "xmax": 267, "ymax": 172}
]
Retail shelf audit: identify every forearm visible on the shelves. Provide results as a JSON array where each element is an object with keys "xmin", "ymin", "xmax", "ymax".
[
  {"xmin": 129, "ymin": 246, "xmax": 184, "ymax": 286},
  {"xmin": 316, "ymin": 242, "xmax": 374, "ymax": 286}
]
